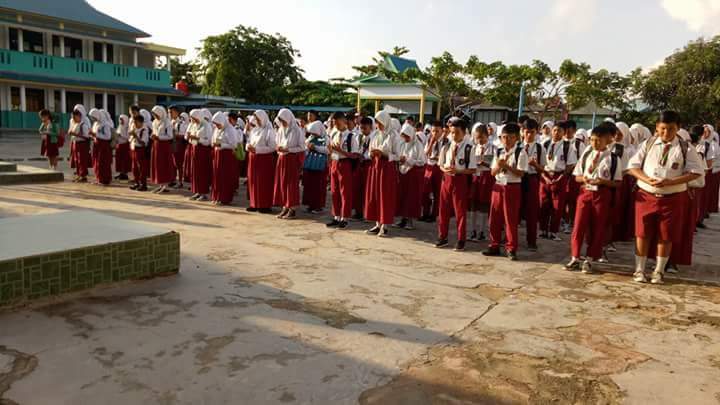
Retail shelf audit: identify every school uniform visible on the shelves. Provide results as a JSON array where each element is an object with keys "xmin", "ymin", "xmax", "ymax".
[
  {"xmin": 39, "ymin": 122, "xmax": 59, "ymax": 158},
  {"xmin": 564, "ymin": 137, "xmax": 586, "ymax": 227},
  {"xmin": 130, "ymin": 126, "xmax": 149, "ymax": 187},
  {"xmin": 302, "ymin": 123, "xmax": 329, "ymax": 212},
  {"xmin": 396, "ymin": 138, "xmax": 427, "ymax": 220},
  {"xmin": 696, "ymin": 140, "xmax": 714, "ymax": 223},
  {"xmin": 539, "ymin": 140, "xmax": 577, "ymax": 235},
  {"xmin": 211, "ymin": 113, "xmax": 239, "ymax": 204},
  {"xmin": 190, "ymin": 116, "xmax": 212, "ymax": 196},
  {"xmin": 471, "ymin": 142, "xmax": 497, "ymax": 211},
  {"xmin": 437, "ymin": 138, "xmax": 477, "ymax": 242},
  {"xmin": 355, "ymin": 131, "xmax": 376, "ymax": 217},
  {"xmin": 247, "ymin": 111, "xmax": 278, "ymax": 209},
  {"xmin": 520, "ymin": 141, "xmax": 545, "ymax": 247},
  {"xmin": 115, "ymin": 116, "xmax": 131, "ymax": 175},
  {"xmin": 608, "ymin": 142, "xmax": 635, "ymax": 242},
  {"xmin": 488, "ymin": 143, "xmax": 529, "ymax": 253},
  {"xmin": 571, "ymin": 148, "xmax": 622, "ymax": 260},
  {"xmin": 422, "ymin": 137, "xmax": 449, "ymax": 219},
  {"xmin": 69, "ymin": 106, "xmax": 91, "ymax": 179},
  {"xmin": 91, "ymin": 116, "xmax": 113, "ymax": 185},
  {"xmin": 706, "ymin": 140, "xmax": 720, "ymax": 214},
  {"xmin": 364, "ymin": 128, "xmax": 400, "ymax": 226},
  {"xmin": 172, "ymin": 115, "xmax": 189, "ymax": 185},
  {"xmin": 183, "ymin": 119, "xmax": 195, "ymax": 184},
  {"xmin": 273, "ymin": 111, "xmax": 306, "ymax": 209},
  {"xmin": 628, "ymin": 136, "xmax": 704, "ymax": 248},
  {"xmin": 150, "ymin": 107, "xmax": 176, "ymax": 185},
  {"xmin": 329, "ymin": 127, "xmax": 360, "ymax": 219}
]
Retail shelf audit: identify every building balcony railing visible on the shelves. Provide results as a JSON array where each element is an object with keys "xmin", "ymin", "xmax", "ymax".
[{"xmin": 0, "ymin": 49, "xmax": 171, "ymax": 89}]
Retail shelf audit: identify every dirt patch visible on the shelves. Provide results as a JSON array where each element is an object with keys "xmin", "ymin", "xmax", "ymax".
[
  {"xmin": 688, "ymin": 314, "xmax": 720, "ymax": 328},
  {"xmin": 0, "ymin": 346, "xmax": 38, "ymax": 405},
  {"xmin": 263, "ymin": 298, "xmax": 366, "ymax": 329},
  {"xmin": 231, "ymin": 273, "xmax": 294, "ymax": 290}
]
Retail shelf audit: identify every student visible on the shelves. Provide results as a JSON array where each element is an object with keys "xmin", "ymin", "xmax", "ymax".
[
  {"xmin": 520, "ymin": 118, "xmax": 544, "ymax": 250},
  {"xmin": 38, "ymin": 109, "xmax": 59, "ymax": 170},
  {"xmin": 88, "ymin": 108, "xmax": 112, "ymax": 186},
  {"xmin": 246, "ymin": 110, "xmax": 278, "ymax": 213},
  {"xmin": 435, "ymin": 117, "xmax": 476, "ymax": 251},
  {"xmin": 273, "ymin": 108, "xmax": 306, "ymax": 218},
  {"xmin": 702, "ymin": 125, "xmax": 719, "ymax": 218},
  {"xmin": 181, "ymin": 112, "xmax": 193, "ymax": 187},
  {"xmin": 365, "ymin": 110, "xmax": 400, "ymax": 237},
  {"xmin": 228, "ymin": 112, "xmax": 247, "ymax": 182},
  {"xmin": 149, "ymin": 106, "xmax": 175, "ymax": 193},
  {"xmin": 627, "ymin": 111, "xmax": 704, "ymax": 284},
  {"xmin": 539, "ymin": 121, "xmax": 576, "ymax": 241},
  {"xmin": 539, "ymin": 121, "xmax": 554, "ymax": 145},
  {"xmin": 566, "ymin": 124, "xmax": 622, "ymax": 274},
  {"xmin": 68, "ymin": 105, "xmax": 91, "ymax": 183},
  {"xmin": 421, "ymin": 120, "xmax": 448, "ymax": 222},
  {"xmin": 469, "ymin": 123, "xmax": 496, "ymax": 241},
  {"xmin": 483, "ymin": 123, "xmax": 529, "ymax": 260},
  {"xmin": 610, "ymin": 122, "xmax": 638, "ymax": 246},
  {"xmin": 691, "ymin": 125, "xmax": 711, "ymax": 228},
  {"xmin": 210, "ymin": 112, "xmax": 239, "ymax": 205},
  {"xmin": 415, "ymin": 122, "xmax": 428, "ymax": 145},
  {"xmin": 395, "ymin": 122, "xmax": 427, "ymax": 230},
  {"xmin": 302, "ymin": 120, "xmax": 329, "ymax": 214},
  {"xmin": 114, "ymin": 114, "xmax": 131, "ymax": 180},
  {"xmin": 326, "ymin": 112, "xmax": 359, "ymax": 229},
  {"xmin": 353, "ymin": 117, "xmax": 375, "ymax": 220},
  {"xmin": 188, "ymin": 109, "xmax": 212, "ymax": 202},
  {"xmin": 169, "ymin": 106, "xmax": 188, "ymax": 189},
  {"xmin": 563, "ymin": 120, "xmax": 584, "ymax": 233},
  {"xmin": 129, "ymin": 114, "xmax": 149, "ymax": 191}
]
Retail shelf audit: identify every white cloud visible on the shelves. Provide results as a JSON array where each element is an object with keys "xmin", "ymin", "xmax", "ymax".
[{"xmin": 661, "ymin": 0, "xmax": 720, "ymax": 33}]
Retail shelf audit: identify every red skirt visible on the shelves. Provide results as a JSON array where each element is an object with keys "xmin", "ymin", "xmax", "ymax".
[
  {"xmin": 174, "ymin": 140, "xmax": 187, "ymax": 182},
  {"xmin": 115, "ymin": 142, "xmax": 131, "ymax": 173},
  {"xmin": 611, "ymin": 175, "xmax": 634, "ymax": 242},
  {"xmin": 470, "ymin": 171, "xmax": 495, "ymax": 207},
  {"xmin": 247, "ymin": 151, "xmax": 275, "ymax": 209},
  {"xmin": 273, "ymin": 152, "xmax": 302, "ymax": 207},
  {"xmin": 364, "ymin": 157, "xmax": 398, "ymax": 225},
  {"xmin": 192, "ymin": 144, "xmax": 212, "ymax": 195},
  {"xmin": 302, "ymin": 168, "xmax": 328, "ymax": 210},
  {"xmin": 708, "ymin": 172, "xmax": 720, "ymax": 214},
  {"xmin": 93, "ymin": 139, "xmax": 112, "ymax": 185},
  {"xmin": 73, "ymin": 141, "xmax": 90, "ymax": 177},
  {"xmin": 70, "ymin": 141, "xmax": 77, "ymax": 169},
  {"xmin": 212, "ymin": 148, "xmax": 237, "ymax": 204},
  {"xmin": 396, "ymin": 166, "xmax": 424, "ymax": 219},
  {"xmin": 41, "ymin": 138, "xmax": 59, "ymax": 158},
  {"xmin": 131, "ymin": 147, "xmax": 148, "ymax": 185},
  {"xmin": 151, "ymin": 139, "xmax": 176, "ymax": 184},
  {"xmin": 183, "ymin": 144, "xmax": 194, "ymax": 183}
]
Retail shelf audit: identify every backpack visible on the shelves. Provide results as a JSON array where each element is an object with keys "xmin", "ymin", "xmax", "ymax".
[
  {"xmin": 580, "ymin": 149, "xmax": 619, "ymax": 181},
  {"xmin": 543, "ymin": 140, "xmax": 569, "ymax": 162},
  {"xmin": 640, "ymin": 135, "xmax": 688, "ymax": 171},
  {"xmin": 574, "ymin": 139, "xmax": 583, "ymax": 160},
  {"xmin": 495, "ymin": 145, "xmax": 523, "ymax": 167}
]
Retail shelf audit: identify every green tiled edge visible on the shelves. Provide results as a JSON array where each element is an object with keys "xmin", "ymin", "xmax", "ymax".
[{"xmin": 0, "ymin": 231, "xmax": 179, "ymax": 307}]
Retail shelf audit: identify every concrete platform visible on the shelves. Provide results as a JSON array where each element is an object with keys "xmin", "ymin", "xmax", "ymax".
[
  {"xmin": 0, "ymin": 211, "xmax": 180, "ymax": 307},
  {"xmin": 0, "ymin": 164, "xmax": 63, "ymax": 185}
]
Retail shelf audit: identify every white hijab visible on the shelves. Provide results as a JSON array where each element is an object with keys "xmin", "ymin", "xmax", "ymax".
[
  {"xmin": 212, "ymin": 111, "xmax": 238, "ymax": 145},
  {"xmin": 140, "ymin": 109, "xmax": 153, "ymax": 129},
  {"xmin": 275, "ymin": 108, "xmax": 303, "ymax": 138},
  {"xmin": 251, "ymin": 109, "xmax": 277, "ymax": 141},
  {"xmin": 306, "ymin": 121, "xmax": 326, "ymax": 137}
]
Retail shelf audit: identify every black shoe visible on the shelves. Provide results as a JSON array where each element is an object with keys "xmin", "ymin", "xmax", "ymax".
[
  {"xmin": 507, "ymin": 251, "xmax": 518, "ymax": 261},
  {"xmin": 129, "ymin": 184, "xmax": 139, "ymax": 190},
  {"xmin": 393, "ymin": 219, "xmax": 407, "ymax": 229},
  {"xmin": 246, "ymin": 207, "xmax": 258, "ymax": 212},
  {"xmin": 435, "ymin": 239, "xmax": 449, "ymax": 248},
  {"xmin": 478, "ymin": 232, "xmax": 486, "ymax": 241},
  {"xmin": 697, "ymin": 222, "xmax": 707, "ymax": 229},
  {"xmin": 366, "ymin": 226, "xmax": 380, "ymax": 235},
  {"xmin": 137, "ymin": 185, "xmax": 148, "ymax": 192},
  {"xmin": 114, "ymin": 174, "xmax": 122, "ymax": 180},
  {"xmin": 338, "ymin": 221, "xmax": 348, "ymax": 229},
  {"xmin": 351, "ymin": 213, "xmax": 364, "ymax": 221},
  {"xmin": 454, "ymin": 241, "xmax": 466, "ymax": 251},
  {"xmin": 326, "ymin": 219, "xmax": 341, "ymax": 228},
  {"xmin": 527, "ymin": 244, "xmax": 538, "ymax": 252},
  {"xmin": 258, "ymin": 208, "xmax": 273, "ymax": 214},
  {"xmin": 425, "ymin": 216, "xmax": 436, "ymax": 223},
  {"xmin": 482, "ymin": 247, "xmax": 501, "ymax": 257}
]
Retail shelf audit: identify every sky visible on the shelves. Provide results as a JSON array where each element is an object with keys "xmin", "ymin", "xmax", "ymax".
[{"xmin": 90, "ymin": 0, "xmax": 720, "ymax": 80}]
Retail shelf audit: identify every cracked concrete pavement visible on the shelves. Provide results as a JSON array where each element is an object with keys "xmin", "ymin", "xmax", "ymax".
[{"xmin": 1, "ymin": 140, "xmax": 720, "ymax": 404}]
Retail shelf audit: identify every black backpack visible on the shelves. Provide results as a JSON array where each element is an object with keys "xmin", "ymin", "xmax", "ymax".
[
  {"xmin": 543, "ymin": 140, "xmax": 569, "ymax": 162},
  {"xmin": 580, "ymin": 149, "xmax": 619, "ymax": 181}
]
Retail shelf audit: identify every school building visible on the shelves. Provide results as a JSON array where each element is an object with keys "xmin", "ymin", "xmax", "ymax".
[{"xmin": 0, "ymin": 0, "xmax": 185, "ymax": 130}]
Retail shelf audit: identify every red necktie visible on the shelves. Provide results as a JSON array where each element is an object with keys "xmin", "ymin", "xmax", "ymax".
[{"xmin": 659, "ymin": 143, "xmax": 672, "ymax": 166}]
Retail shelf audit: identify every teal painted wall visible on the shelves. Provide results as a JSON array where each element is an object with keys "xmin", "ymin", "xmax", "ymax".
[{"xmin": 1, "ymin": 111, "xmax": 71, "ymax": 130}]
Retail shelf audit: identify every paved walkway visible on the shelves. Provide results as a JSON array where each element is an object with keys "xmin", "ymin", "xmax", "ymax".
[{"xmin": 1, "ymin": 136, "xmax": 719, "ymax": 404}]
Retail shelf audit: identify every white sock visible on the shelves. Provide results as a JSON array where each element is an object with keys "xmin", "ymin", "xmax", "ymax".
[
  {"xmin": 334, "ymin": 216, "xmax": 340, "ymax": 221},
  {"xmin": 655, "ymin": 256, "xmax": 669, "ymax": 274},
  {"xmin": 479, "ymin": 213, "xmax": 488, "ymax": 234},
  {"xmin": 635, "ymin": 255, "xmax": 647, "ymax": 273},
  {"xmin": 340, "ymin": 217, "xmax": 346, "ymax": 222},
  {"xmin": 376, "ymin": 221, "xmax": 381, "ymax": 228}
]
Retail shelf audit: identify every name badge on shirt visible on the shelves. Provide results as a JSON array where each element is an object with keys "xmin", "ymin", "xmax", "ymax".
[
  {"xmin": 653, "ymin": 166, "xmax": 668, "ymax": 179},
  {"xmin": 585, "ymin": 184, "xmax": 599, "ymax": 192},
  {"xmin": 496, "ymin": 176, "xmax": 507, "ymax": 186}
]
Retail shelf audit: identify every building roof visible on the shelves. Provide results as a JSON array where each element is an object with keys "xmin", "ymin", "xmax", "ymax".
[
  {"xmin": 384, "ymin": 55, "xmax": 419, "ymax": 74},
  {"xmin": 0, "ymin": 0, "xmax": 149, "ymax": 37},
  {"xmin": 468, "ymin": 103, "xmax": 513, "ymax": 111}
]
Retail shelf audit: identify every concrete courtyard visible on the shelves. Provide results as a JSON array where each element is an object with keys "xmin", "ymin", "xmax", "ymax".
[{"xmin": 1, "ymin": 134, "xmax": 720, "ymax": 405}]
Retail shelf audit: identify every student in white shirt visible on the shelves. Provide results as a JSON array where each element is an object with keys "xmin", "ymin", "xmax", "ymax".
[
  {"xmin": 89, "ymin": 108, "xmax": 113, "ymax": 186},
  {"xmin": 210, "ymin": 112, "xmax": 239, "ymax": 206},
  {"xmin": 187, "ymin": 109, "xmax": 212, "ymax": 202},
  {"xmin": 273, "ymin": 108, "xmax": 306, "ymax": 219},
  {"xmin": 539, "ymin": 121, "xmax": 577, "ymax": 241},
  {"xmin": 129, "ymin": 113, "xmax": 149, "ymax": 191},
  {"xmin": 114, "ymin": 114, "xmax": 131, "ymax": 180},
  {"xmin": 149, "ymin": 105, "xmax": 175, "ymax": 194},
  {"xmin": 468, "ymin": 123, "xmax": 497, "ymax": 242},
  {"xmin": 246, "ymin": 110, "xmax": 278, "ymax": 213},
  {"xmin": 395, "ymin": 123, "xmax": 427, "ymax": 230},
  {"xmin": 520, "ymin": 119, "xmax": 545, "ymax": 250},
  {"xmin": 627, "ymin": 111, "xmax": 704, "ymax": 284}
]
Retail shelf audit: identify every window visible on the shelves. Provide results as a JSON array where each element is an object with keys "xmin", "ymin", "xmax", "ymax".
[
  {"xmin": 107, "ymin": 94, "xmax": 116, "ymax": 118},
  {"xmin": 93, "ymin": 42, "xmax": 104, "ymax": 62},
  {"xmin": 23, "ymin": 30, "xmax": 44, "ymax": 54},
  {"xmin": 66, "ymin": 92, "xmax": 83, "ymax": 113},
  {"xmin": 106, "ymin": 45, "xmax": 114, "ymax": 64},
  {"xmin": 66, "ymin": 37, "xmax": 82, "ymax": 59},
  {"xmin": 94, "ymin": 93, "xmax": 103, "ymax": 109},
  {"xmin": 25, "ymin": 88, "xmax": 45, "ymax": 111},
  {"xmin": 10, "ymin": 87, "xmax": 19, "ymax": 110},
  {"xmin": 9, "ymin": 28, "xmax": 18, "ymax": 51}
]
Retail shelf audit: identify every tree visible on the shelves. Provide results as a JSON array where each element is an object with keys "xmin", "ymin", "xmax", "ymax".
[
  {"xmin": 400, "ymin": 52, "xmax": 474, "ymax": 116},
  {"xmin": 351, "ymin": 46, "xmax": 410, "ymax": 78},
  {"xmin": 157, "ymin": 57, "xmax": 203, "ymax": 93},
  {"xmin": 198, "ymin": 25, "xmax": 303, "ymax": 103},
  {"xmin": 266, "ymin": 79, "xmax": 355, "ymax": 106},
  {"xmin": 640, "ymin": 36, "xmax": 720, "ymax": 124},
  {"xmin": 465, "ymin": 58, "xmax": 552, "ymax": 110}
]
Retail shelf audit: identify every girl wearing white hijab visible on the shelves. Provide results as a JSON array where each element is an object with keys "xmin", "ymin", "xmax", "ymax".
[
  {"xmin": 273, "ymin": 108, "xmax": 307, "ymax": 219},
  {"xmin": 150, "ymin": 105, "xmax": 175, "ymax": 193},
  {"xmin": 246, "ymin": 110, "xmax": 278, "ymax": 213},
  {"xmin": 364, "ymin": 110, "xmax": 400, "ymax": 237},
  {"xmin": 608, "ymin": 122, "xmax": 637, "ymax": 249},
  {"xmin": 169, "ymin": 106, "xmax": 189, "ymax": 189},
  {"xmin": 302, "ymin": 120, "xmax": 329, "ymax": 213},
  {"xmin": 114, "ymin": 114, "xmax": 131, "ymax": 180},
  {"xmin": 180, "ymin": 112, "xmax": 193, "ymax": 185},
  {"xmin": 89, "ymin": 108, "xmax": 113, "ymax": 185},
  {"xmin": 68, "ymin": 104, "xmax": 91, "ymax": 182},
  {"xmin": 539, "ymin": 121, "xmax": 554, "ymax": 145},
  {"xmin": 187, "ymin": 109, "xmax": 212, "ymax": 201},
  {"xmin": 211, "ymin": 111, "xmax": 239, "ymax": 205},
  {"xmin": 395, "ymin": 123, "xmax": 427, "ymax": 230}
]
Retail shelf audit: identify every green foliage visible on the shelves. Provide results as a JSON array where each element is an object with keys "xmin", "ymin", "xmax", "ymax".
[
  {"xmin": 158, "ymin": 57, "xmax": 202, "ymax": 93},
  {"xmin": 198, "ymin": 25, "xmax": 303, "ymax": 103},
  {"xmin": 639, "ymin": 36, "xmax": 720, "ymax": 124},
  {"xmin": 266, "ymin": 80, "xmax": 355, "ymax": 106}
]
